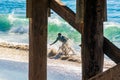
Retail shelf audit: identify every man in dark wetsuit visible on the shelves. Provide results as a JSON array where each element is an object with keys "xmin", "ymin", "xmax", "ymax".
[
  {"xmin": 50, "ymin": 33, "xmax": 68, "ymax": 45},
  {"xmin": 50, "ymin": 33, "xmax": 75, "ymax": 56}
]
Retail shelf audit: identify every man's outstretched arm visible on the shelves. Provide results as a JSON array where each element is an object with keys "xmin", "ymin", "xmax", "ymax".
[{"xmin": 50, "ymin": 38, "xmax": 58, "ymax": 45}]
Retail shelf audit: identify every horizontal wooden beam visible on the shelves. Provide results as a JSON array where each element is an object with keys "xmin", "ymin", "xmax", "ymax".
[{"xmin": 50, "ymin": 0, "xmax": 120, "ymax": 64}]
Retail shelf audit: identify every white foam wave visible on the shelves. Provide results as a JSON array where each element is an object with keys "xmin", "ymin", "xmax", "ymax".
[
  {"xmin": 104, "ymin": 21, "xmax": 120, "ymax": 29},
  {"xmin": 48, "ymin": 17, "xmax": 64, "ymax": 26},
  {"xmin": 0, "ymin": 32, "xmax": 28, "ymax": 44},
  {"xmin": 48, "ymin": 17, "xmax": 76, "ymax": 31},
  {"xmin": 0, "ymin": 38, "xmax": 28, "ymax": 46},
  {"xmin": 9, "ymin": 26, "xmax": 28, "ymax": 34},
  {"xmin": 8, "ymin": 11, "xmax": 16, "ymax": 24},
  {"xmin": 7, "ymin": 11, "xmax": 29, "ymax": 34}
]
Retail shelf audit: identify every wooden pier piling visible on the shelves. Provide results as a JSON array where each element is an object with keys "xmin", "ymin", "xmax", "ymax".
[
  {"xmin": 29, "ymin": 0, "xmax": 48, "ymax": 80},
  {"xmin": 81, "ymin": 1, "xmax": 104, "ymax": 79}
]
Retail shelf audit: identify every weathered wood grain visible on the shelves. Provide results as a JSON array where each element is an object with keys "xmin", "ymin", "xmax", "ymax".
[
  {"xmin": 29, "ymin": 0, "xmax": 48, "ymax": 80},
  {"xmin": 76, "ymin": 0, "xmax": 84, "ymax": 23},
  {"xmin": 81, "ymin": 0, "xmax": 104, "ymax": 79},
  {"xmin": 89, "ymin": 64, "xmax": 120, "ymax": 80},
  {"xmin": 26, "ymin": 0, "xmax": 32, "ymax": 18}
]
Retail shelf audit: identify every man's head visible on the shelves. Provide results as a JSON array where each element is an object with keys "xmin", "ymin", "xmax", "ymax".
[{"xmin": 58, "ymin": 33, "xmax": 61, "ymax": 36}]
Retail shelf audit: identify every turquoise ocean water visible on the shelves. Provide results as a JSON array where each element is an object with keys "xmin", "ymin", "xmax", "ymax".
[{"xmin": 0, "ymin": 0, "xmax": 120, "ymax": 48}]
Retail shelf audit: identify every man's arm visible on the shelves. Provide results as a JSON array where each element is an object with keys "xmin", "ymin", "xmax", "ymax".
[{"xmin": 50, "ymin": 38, "xmax": 58, "ymax": 45}]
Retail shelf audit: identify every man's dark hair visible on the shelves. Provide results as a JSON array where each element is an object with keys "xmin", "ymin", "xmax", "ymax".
[{"xmin": 58, "ymin": 33, "xmax": 61, "ymax": 36}]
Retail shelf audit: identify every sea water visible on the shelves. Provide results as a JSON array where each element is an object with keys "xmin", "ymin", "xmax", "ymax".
[
  {"xmin": 0, "ymin": 0, "xmax": 120, "ymax": 47},
  {"xmin": 0, "ymin": 0, "xmax": 120, "ymax": 48},
  {"xmin": 0, "ymin": 0, "xmax": 120, "ymax": 80}
]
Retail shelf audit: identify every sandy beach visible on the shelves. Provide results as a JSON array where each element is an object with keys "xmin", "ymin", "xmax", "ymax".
[
  {"xmin": 0, "ymin": 42, "xmax": 116, "ymax": 66},
  {"xmin": 0, "ymin": 42, "xmax": 116, "ymax": 80},
  {"xmin": 0, "ymin": 42, "xmax": 82, "ymax": 80}
]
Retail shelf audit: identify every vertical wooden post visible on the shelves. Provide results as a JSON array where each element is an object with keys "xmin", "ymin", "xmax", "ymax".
[
  {"xmin": 82, "ymin": 0, "xmax": 104, "ymax": 80},
  {"xmin": 29, "ymin": 0, "xmax": 48, "ymax": 80},
  {"xmin": 48, "ymin": 8, "xmax": 51, "ymax": 17},
  {"xmin": 26, "ymin": 0, "xmax": 32, "ymax": 18},
  {"xmin": 103, "ymin": 0, "xmax": 107, "ymax": 21},
  {"xmin": 76, "ymin": 0, "xmax": 84, "ymax": 23}
]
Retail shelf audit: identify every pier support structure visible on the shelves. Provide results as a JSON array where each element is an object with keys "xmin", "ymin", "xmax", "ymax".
[
  {"xmin": 81, "ymin": 1, "xmax": 104, "ymax": 80},
  {"xmin": 28, "ymin": 0, "xmax": 48, "ymax": 80},
  {"xmin": 26, "ymin": 0, "xmax": 120, "ymax": 80}
]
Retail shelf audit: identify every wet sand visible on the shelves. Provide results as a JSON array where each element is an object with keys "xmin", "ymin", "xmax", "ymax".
[
  {"xmin": 0, "ymin": 42, "xmax": 116, "ymax": 69},
  {"xmin": 0, "ymin": 42, "xmax": 116, "ymax": 80}
]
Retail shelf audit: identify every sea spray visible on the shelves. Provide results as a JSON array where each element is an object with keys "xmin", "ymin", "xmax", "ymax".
[
  {"xmin": 0, "ymin": 13, "xmax": 29, "ymax": 43},
  {"xmin": 48, "ymin": 17, "xmax": 81, "ymax": 44}
]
